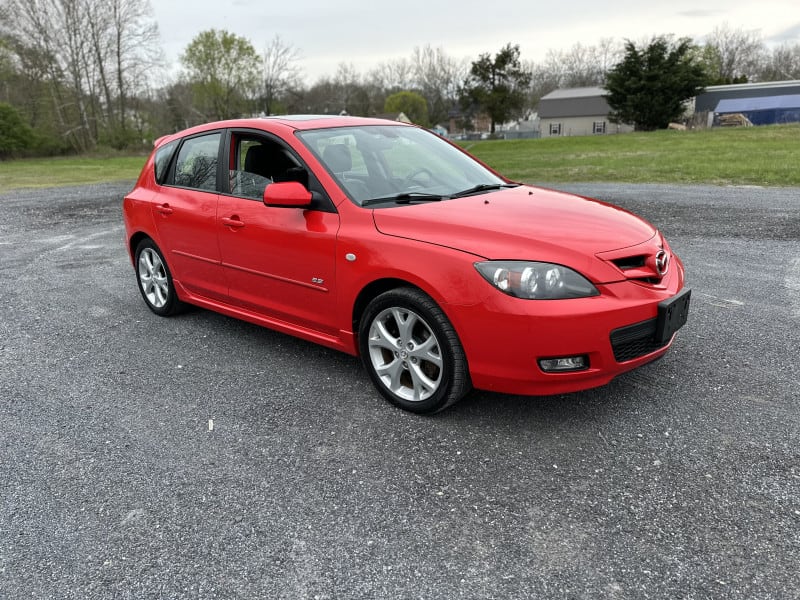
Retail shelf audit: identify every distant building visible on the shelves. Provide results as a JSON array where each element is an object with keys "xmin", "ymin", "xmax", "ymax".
[
  {"xmin": 373, "ymin": 112, "xmax": 413, "ymax": 124},
  {"xmin": 537, "ymin": 87, "xmax": 634, "ymax": 137},
  {"xmin": 713, "ymin": 95, "xmax": 800, "ymax": 126},
  {"xmin": 448, "ymin": 110, "xmax": 492, "ymax": 136},
  {"xmin": 694, "ymin": 80, "xmax": 800, "ymax": 127},
  {"xmin": 501, "ymin": 114, "xmax": 540, "ymax": 139}
]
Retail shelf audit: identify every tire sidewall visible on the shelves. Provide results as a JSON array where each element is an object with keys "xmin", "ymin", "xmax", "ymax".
[
  {"xmin": 358, "ymin": 288, "xmax": 468, "ymax": 414},
  {"xmin": 134, "ymin": 239, "xmax": 179, "ymax": 317}
]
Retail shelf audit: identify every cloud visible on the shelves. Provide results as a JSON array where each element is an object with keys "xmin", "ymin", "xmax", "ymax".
[
  {"xmin": 765, "ymin": 22, "xmax": 800, "ymax": 43},
  {"xmin": 676, "ymin": 10, "xmax": 724, "ymax": 18}
]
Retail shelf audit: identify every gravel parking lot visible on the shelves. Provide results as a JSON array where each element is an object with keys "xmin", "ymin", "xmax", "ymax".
[{"xmin": 1, "ymin": 181, "xmax": 798, "ymax": 599}]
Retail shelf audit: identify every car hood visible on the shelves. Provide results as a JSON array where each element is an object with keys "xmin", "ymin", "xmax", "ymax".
[{"xmin": 372, "ymin": 185, "xmax": 659, "ymax": 283}]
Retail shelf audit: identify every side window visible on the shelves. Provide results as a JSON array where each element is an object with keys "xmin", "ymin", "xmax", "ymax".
[
  {"xmin": 154, "ymin": 140, "xmax": 178, "ymax": 184},
  {"xmin": 549, "ymin": 122, "xmax": 562, "ymax": 136},
  {"xmin": 229, "ymin": 135, "xmax": 304, "ymax": 201},
  {"xmin": 174, "ymin": 133, "xmax": 221, "ymax": 191}
]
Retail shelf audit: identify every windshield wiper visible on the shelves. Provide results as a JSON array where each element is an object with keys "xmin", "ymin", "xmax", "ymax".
[
  {"xmin": 450, "ymin": 183, "xmax": 519, "ymax": 198},
  {"xmin": 361, "ymin": 192, "xmax": 444, "ymax": 207}
]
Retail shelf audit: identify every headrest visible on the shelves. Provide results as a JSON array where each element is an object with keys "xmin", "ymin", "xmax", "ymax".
[{"xmin": 322, "ymin": 143, "xmax": 352, "ymax": 173}]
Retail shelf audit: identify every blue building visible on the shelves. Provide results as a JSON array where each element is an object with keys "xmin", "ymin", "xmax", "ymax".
[
  {"xmin": 694, "ymin": 80, "xmax": 800, "ymax": 127},
  {"xmin": 713, "ymin": 94, "xmax": 800, "ymax": 126}
]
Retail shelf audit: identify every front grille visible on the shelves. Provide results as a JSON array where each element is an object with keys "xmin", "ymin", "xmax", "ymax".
[
  {"xmin": 610, "ymin": 319, "xmax": 669, "ymax": 363},
  {"xmin": 611, "ymin": 255, "xmax": 646, "ymax": 270}
]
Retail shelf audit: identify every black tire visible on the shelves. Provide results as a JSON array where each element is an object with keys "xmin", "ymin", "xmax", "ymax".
[
  {"xmin": 134, "ymin": 239, "xmax": 183, "ymax": 316},
  {"xmin": 358, "ymin": 287, "xmax": 471, "ymax": 414}
]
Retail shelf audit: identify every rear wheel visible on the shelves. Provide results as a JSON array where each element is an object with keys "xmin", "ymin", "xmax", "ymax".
[
  {"xmin": 134, "ymin": 239, "xmax": 183, "ymax": 316},
  {"xmin": 359, "ymin": 287, "xmax": 470, "ymax": 413}
]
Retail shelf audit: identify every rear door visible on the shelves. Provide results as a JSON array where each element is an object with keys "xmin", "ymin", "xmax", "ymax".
[{"xmin": 151, "ymin": 131, "xmax": 227, "ymax": 301}]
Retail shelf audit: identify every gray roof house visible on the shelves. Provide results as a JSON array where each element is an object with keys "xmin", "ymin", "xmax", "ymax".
[{"xmin": 537, "ymin": 87, "xmax": 634, "ymax": 137}]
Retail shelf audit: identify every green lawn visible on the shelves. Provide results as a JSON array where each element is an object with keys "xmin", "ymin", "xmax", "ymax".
[
  {"xmin": 1, "ymin": 124, "xmax": 799, "ymax": 193},
  {"xmin": 0, "ymin": 155, "xmax": 147, "ymax": 193},
  {"xmin": 463, "ymin": 123, "xmax": 800, "ymax": 187}
]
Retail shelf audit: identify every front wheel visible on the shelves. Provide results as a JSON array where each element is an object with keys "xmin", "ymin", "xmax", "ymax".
[
  {"xmin": 134, "ymin": 239, "xmax": 183, "ymax": 316},
  {"xmin": 359, "ymin": 288, "xmax": 471, "ymax": 413}
]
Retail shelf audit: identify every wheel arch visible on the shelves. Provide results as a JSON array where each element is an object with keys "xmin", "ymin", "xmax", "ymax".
[
  {"xmin": 350, "ymin": 276, "xmax": 468, "ymax": 359},
  {"xmin": 128, "ymin": 231, "xmax": 153, "ymax": 263},
  {"xmin": 351, "ymin": 278, "xmax": 420, "ymax": 336},
  {"xmin": 353, "ymin": 279, "xmax": 473, "ymax": 413}
]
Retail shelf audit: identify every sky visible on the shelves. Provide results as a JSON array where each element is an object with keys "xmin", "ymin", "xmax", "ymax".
[{"xmin": 151, "ymin": 0, "xmax": 800, "ymax": 82}]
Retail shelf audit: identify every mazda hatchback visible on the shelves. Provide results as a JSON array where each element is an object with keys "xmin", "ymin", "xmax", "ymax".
[{"xmin": 123, "ymin": 116, "xmax": 690, "ymax": 413}]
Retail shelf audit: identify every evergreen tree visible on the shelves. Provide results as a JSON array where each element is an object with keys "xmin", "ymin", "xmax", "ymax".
[
  {"xmin": 605, "ymin": 37, "xmax": 709, "ymax": 131},
  {"xmin": 460, "ymin": 44, "xmax": 532, "ymax": 133}
]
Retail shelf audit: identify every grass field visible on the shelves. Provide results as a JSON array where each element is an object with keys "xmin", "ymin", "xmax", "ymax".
[
  {"xmin": 0, "ymin": 154, "xmax": 148, "ymax": 194},
  {"xmin": 464, "ymin": 123, "xmax": 800, "ymax": 187},
  {"xmin": 1, "ymin": 123, "xmax": 798, "ymax": 193}
]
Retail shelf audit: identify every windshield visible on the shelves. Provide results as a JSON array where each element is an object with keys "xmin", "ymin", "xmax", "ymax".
[{"xmin": 297, "ymin": 125, "xmax": 508, "ymax": 206}]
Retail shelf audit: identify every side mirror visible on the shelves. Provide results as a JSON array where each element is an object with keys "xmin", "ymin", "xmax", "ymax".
[{"xmin": 263, "ymin": 181, "xmax": 312, "ymax": 208}]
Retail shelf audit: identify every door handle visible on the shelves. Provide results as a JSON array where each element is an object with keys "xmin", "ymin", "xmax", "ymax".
[
  {"xmin": 222, "ymin": 216, "xmax": 245, "ymax": 228},
  {"xmin": 156, "ymin": 204, "xmax": 173, "ymax": 216}
]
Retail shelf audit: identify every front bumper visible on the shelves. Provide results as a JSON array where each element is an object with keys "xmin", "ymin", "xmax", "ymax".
[{"xmin": 448, "ymin": 262, "xmax": 687, "ymax": 396}]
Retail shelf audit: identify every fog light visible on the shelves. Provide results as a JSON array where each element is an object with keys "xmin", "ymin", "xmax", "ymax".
[{"xmin": 538, "ymin": 355, "xmax": 589, "ymax": 373}]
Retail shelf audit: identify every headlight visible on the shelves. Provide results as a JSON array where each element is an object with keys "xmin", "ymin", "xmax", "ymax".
[{"xmin": 475, "ymin": 261, "xmax": 599, "ymax": 300}]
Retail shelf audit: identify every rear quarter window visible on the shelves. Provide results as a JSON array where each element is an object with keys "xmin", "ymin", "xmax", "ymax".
[{"xmin": 154, "ymin": 140, "xmax": 179, "ymax": 184}]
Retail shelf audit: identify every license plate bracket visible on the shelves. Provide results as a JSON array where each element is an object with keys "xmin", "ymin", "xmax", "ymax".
[{"xmin": 655, "ymin": 288, "xmax": 691, "ymax": 344}]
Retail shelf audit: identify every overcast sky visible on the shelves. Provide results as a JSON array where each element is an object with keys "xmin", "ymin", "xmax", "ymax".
[{"xmin": 151, "ymin": 0, "xmax": 800, "ymax": 82}]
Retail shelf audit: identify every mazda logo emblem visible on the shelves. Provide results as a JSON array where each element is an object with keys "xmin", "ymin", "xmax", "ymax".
[{"xmin": 655, "ymin": 250, "xmax": 669, "ymax": 276}]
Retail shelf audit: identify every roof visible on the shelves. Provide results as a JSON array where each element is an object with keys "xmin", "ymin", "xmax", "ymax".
[
  {"xmin": 154, "ymin": 115, "xmax": 413, "ymax": 147},
  {"xmin": 538, "ymin": 87, "xmax": 610, "ymax": 119},
  {"xmin": 373, "ymin": 112, "xmax": 413, "ymax": 124},
  {"xmin": 539, "ymin": 87, "xmax": 607, "ymax": 100},
  {"xmin": 715, "ymin": 94, "xmax": 800, "ymax": 113},
  {"xmin": 695, "ymin": 80, "xmax": 800, "ymax": 112},
  {"xmin": 705, "ymin": 80, "xmax": 800, "ymax": 93}
]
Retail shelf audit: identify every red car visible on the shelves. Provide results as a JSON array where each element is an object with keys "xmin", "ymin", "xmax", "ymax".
[{"xmin": 123, "ymin": 116, "xmax": 689, "ymax": 413}]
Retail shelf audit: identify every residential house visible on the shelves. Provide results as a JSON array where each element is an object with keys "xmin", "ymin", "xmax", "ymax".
[{"xmin": 538, "ymin": 87, "xmax": 633, "ymax": 137}]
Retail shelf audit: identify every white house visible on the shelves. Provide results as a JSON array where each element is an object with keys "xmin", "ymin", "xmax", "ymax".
[{"xmin": 537, "ymin": 87, "xmax": 634, "ymax": 138}]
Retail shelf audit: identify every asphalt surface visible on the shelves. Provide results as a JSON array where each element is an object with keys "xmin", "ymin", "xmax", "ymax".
[{"xmin": 0, "ymin": 181, "xmax": 798, "ymax": 599}]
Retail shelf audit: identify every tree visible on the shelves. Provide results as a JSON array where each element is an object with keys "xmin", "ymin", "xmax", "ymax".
[
  {"xmin": 261, "ymin": 35, "xmax": 302, "ymax": 116},
  {"xmin": 759, "ymin": 43, "xmax": 800, "ymax": 81},
  {"xmin": 460, "ymin": 44, "xmax": 532, "ymax": 133},
  {"xmin": 526, "ymin": 39, "xmax": 622, "ymax": 107},
  {"xmin": 412, "ymin": 45, "xmax": 467, "ymax": 126},
  {"xmin": 181, "ymin": 29, "xmax": 261, "ymax": 121},
  {"xmin": 368, "ymin": 58, "xmax": 415, "ymax": 94},
  {"xmin": 2, "ymin": 0, "xmax": 161, "ymax": 152},
  {"xmin": 605, "ymin": 37, "xmax": 709, "ymax": 131},
  {"xmin": 384, "ymin": 91, "xmax": 428, "ymax": 125},
  {"xmin": 333, "ymin": 62, "xmax": 371, "ymax": 115},
  {"xmin": 702, "ymin": 24, "xmax": 765, "ymax": 84},
  {"xmin": 0, "ymin": 102, "xmax": 34, "ymax": 157}
]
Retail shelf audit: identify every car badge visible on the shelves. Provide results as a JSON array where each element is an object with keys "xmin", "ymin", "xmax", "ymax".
[{"xmin": 655, "ymin": 250, "xmax": 669, "ymax": 276}]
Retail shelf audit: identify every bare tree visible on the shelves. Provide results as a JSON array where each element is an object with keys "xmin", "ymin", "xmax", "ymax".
[
  {"xmin": 3, "ymin": 0, "xmax": 161, "ymax": 150},
  {"xmin": 333, "ymin": 62, "xmax": 371, "ymax": 115},
  {"xmin": 367, "ymin": 58, "xmax": 415, "ymax": 93},
  {"xmin": 411, "ymin": 45, "xmax": 467, "ymax": 126},
  {"xmin": 525, "ymin": 39, "xmax": 621, "ymax": 109},
  {"xmin": 703, "ymin": 24, "xmax": 766, "ymax": 83},
  {"xmin": 759, "ymin": 43, "xmax": 800, "ymax": 81},
  {"xmin": 538, "ymin": 39, "xmax": 621, "ymax": 89},
  {"xmin": 108, "ymin": 0, "xmax": 163, "ymax": 137},
  {"xmin": 261, "ymin": 35, "xmax": 302, "ymax": 115}
]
